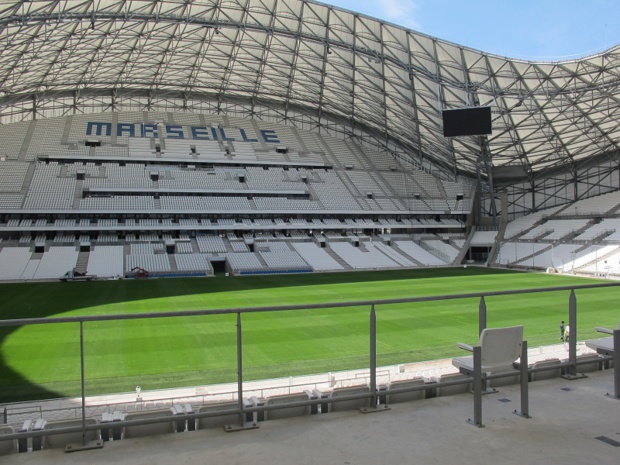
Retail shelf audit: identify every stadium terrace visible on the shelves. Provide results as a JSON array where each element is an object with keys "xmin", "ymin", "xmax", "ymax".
[{"xmin": 0, "ymin": 0, "xmax": 619, "ymax": 462}]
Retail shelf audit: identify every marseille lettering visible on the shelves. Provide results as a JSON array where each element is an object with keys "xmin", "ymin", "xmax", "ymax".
[{"xmin": 86, "ymin": 122, "xmax": 280, "ymax": 144}]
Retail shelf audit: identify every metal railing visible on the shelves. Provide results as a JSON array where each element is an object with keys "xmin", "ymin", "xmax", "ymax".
[{"xmin": 0, "ymin": 281, "xmax": 618, "ymax": 448}]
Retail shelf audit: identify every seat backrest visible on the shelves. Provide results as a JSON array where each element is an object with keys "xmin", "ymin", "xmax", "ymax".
[
  {"xmin": 123, "ymin": 409, "xmax": 173, "ymax": 439},
  {"xmin": 479, "ymin": 325, "xmax": 524, "ymax": 371},
  {"xmin": 329, "ymin": 385, "xmax": 370, "ymax": 412},
  {"xmin": 0, "ymin": 425, "xmax": 16, "ymax": 456},
  {"xmin": 197, "ymin": 401, "xmax": 239, "ymax": 430},
  {"xmin": 265, "ymin": 392, "xmax": 310, "ymax": 420},
  {"xmin": 43, "ymin": 418, "xmax": 99, "ymax": 449}
]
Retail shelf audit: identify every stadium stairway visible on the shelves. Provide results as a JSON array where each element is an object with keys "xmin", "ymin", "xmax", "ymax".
[
  {"xmin": 356, "ymin": 242, "xmax": 369, "ymax": 252},
  {"xmin": 566, "ymin": 219, "xmax": 598, "ymax": 241},
  {"xmin": 392, "ymin": 243, "xmax": 424, "ymax": 267},
  {"xmin": 575, "ymin": 245, "xmax": 620, "ymax": 273},
  {"xmin": 223, "ymin": 238, "xmax": 236, "ymax": 253},
  {"xmin": 61, "ymin": 115, "xmax": 73, "ymax": 144},
  {"xmin": 72, "ymin": 179, "xmax": 83, "ymax": 209},
  {"xmin": 168, "ymin": 254, "xmax": 179, "ymax": 272},
  {"xmin": 606, "ymin": 199, "xmax": 620, "ymax": 214},
  {"xmin": 75, "ymin": 251, "xmax": 89, "ymax": 275},
  {"xmin": 18, "ymin": 120, "xmax": 36, "ymax": 162},
  {"xmin": 187, "ymin": 238, "xmax": 199, "ymax": 254},
  {"xmin": 290, "ymin": 125, "xmax": 309, "ymax": 152},
  {"xmin": 338, "ymin": 174, "xmax": 365, "ymax": 209},
  {"xmin": 418, "ymin": 240, "xmax": 449, "ymax": 264},
  {"xmin": 456, "ymin": 226, "xmax": 476, "ymax": 265},
  {"xmin": 324, "ymin": 246, "xmax": 353, "ymax": 270},
  {"xmin": 255, "ymin": 251, "xmax": 270, "ymax": 269},
  {"xmin": 511, "ymin": 217, "xmax": 548, "ymax": 241},
  {"xmin": 486, "ymin": 218, "xmax": 508, "ymax": 266},
  {"xmin": 19, "ymin": 163, "xmax": 37, "ymax": 203}
]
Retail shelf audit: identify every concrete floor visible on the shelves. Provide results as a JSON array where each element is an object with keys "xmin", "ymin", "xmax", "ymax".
[{"xmin": 2, "ymin": 369, "xmax": 619, "ymax": 465}]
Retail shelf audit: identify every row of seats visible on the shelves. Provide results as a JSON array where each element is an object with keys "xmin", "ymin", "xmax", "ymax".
[
  {"xmin": 496, "ymin": 241, "xmax": 620, "ymax": 273},
  {"xmin": 1, "ymin": 157, "xmax": 474, "ymax": 213},
  {"xmin": 330, "ymin": 241, "xmax": 399, "ymax": 269},
  {"xmin": 1, "ymin": 216, "xmax": 463, "ymax": 229},
  {"xmin": 4, "ymin": 349, "xmax": 605, "ymax": 455},
  {"xmin": 0, "ymin": 385, "xmax": 422, "ymax": 454},
  {"xmin": 0, "ymin": 232, "xmax": 463, "ymax": 279}
]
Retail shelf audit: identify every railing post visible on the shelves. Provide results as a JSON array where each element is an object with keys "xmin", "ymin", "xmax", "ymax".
[
  {"xmin": 568, "ymin": 290, "xmax": 577, "ymax": 375},
  {"xmin": 225, "ymin": 312, "xmax": 259, "ymax": 431},
  {"xmin": 479, "ymin": 296, "xmax": 486, "ymax": 336},
  {"xmin": 236, "ymin": 312, "xmax": 244, "ymax": 426},
  {"xmin": 63, "ymin": 322, "xmax": 104, "ymax": 451},
  {"xmin": 360, "ymin": 305, "xmax": 388, "ymax": 413},
  {"xmin": 609, "ymin": 329, "xmax": 620, "ymax": 399},
  {"xmin": 468, "ymin": 345, "xmax": 483, "ymax": 427},
  {"xmin": 80, "ymin": 321, "xmax": 87, "ymax": 445},
  {"xmin": 515, "ymin": 340, "xmax": 530, "ymax": 418},
  {"xmin": 370, "ymin": 305, "xmax": 377, "ymax": 406},
  {"xmin": 563, "ymin": 290, "xmax": 585, "ymax": 380}
]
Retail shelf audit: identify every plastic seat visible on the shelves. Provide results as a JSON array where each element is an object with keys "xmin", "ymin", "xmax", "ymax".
[{"xmin": 452, "ymin": 325, "xmax": 524, "ymax": 374}]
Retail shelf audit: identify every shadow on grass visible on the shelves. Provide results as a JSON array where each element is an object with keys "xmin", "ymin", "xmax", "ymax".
[{"xmin": 0, "ymin": 266, "xmax": 522, "ymax": 403}]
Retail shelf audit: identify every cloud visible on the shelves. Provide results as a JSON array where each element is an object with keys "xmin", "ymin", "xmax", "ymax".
[
  {"xmin": 334, "ymin": 0, "xmax": 421, "ymax": 31},
  {"xmin": 375, "ymin": 0, "xmax": 421, "ymax": 30}
]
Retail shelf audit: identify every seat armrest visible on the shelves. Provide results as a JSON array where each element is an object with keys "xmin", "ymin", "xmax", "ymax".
[
  {"xmin": 456, "ymin": 342, "xmax": 474, "ymax": 352},
  {"xmin": 594, "ymin": 326, "xmax": 613, "ymax": 335}
]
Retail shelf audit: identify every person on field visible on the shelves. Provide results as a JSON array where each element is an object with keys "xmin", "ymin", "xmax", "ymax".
[{"xmin": 560, "ymin": 321, "xmax": 565, "ymax": 341}]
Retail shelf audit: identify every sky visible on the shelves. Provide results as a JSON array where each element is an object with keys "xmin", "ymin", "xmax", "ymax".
[{"xmin": 323, "ymin": 0, "xmax": 620, "ymax": 60}]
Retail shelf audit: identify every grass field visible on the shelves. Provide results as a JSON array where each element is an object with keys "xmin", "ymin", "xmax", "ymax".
[{"xmin": 0, "ymin": 267, "xmax": 618, "ymax": 402}]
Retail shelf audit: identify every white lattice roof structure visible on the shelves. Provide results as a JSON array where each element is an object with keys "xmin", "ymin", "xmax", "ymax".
[{"xmin": 0, "ymin": 0, "xmax": 619, "ymax": 184}]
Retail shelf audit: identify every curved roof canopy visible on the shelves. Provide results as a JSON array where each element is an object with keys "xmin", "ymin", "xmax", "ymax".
[{"xmin": 1, "ymin": 0, "xmax": 619, "ymax": 182}]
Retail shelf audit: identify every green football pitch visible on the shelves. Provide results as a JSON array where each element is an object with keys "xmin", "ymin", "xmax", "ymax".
[{"xmin": 0, "ymin": 267, "xmax": 618, "ymax": 402}]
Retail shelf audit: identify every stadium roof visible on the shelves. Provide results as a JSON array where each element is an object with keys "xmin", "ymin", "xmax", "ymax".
[{"xmin": 0, "ymin": 0, "xmax": 619, "ymax": 183}]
